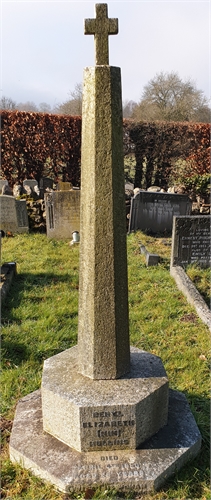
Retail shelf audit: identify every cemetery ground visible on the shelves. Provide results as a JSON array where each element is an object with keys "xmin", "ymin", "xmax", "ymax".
[{"xmin": 1, "ymin": 233, "xmax": 210, "ymax": 500}]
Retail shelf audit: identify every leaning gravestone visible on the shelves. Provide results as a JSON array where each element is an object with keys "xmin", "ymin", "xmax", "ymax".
[
  {"xmin": 0, "ymin": 195, "xmax": 29, "ymax": 234},
  {"xmin": 129, "ymin": 191, "xmax": 192, "ymax": 233},
  {"xmin": 10, "ymin": 3, "xmax": 201, "ymax": 494},
  {"xmin": 45, "ymin": 190, "xmax": 80, "ymax": 239},
  {"xmin": 171, "ymin": 215, "xmax": 211, "ymax": 269}
]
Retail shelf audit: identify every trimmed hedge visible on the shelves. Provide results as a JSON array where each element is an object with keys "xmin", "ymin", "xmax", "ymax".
[
  {"xmin": 1, "ymin": 111, "xmax": 81, "ymax": 186},
  {"xmin": 1, "ymin": 112, "xmax": 210, "ymax": 191}
]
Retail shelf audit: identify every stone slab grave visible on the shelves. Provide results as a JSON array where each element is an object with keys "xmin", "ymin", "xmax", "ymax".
[
  {"xmin": 0, "ymin": 195, "xmax": 29, "ymax": 234},
  {"xmin": 129, "ymin": 191, "xmax": 192, "ymax": 234},
  {"xmin": 170, "ymin": 215, "xmax": 211, "ymax": 330},
  {"xmin": 10, "ymin": 3, "xmax": 201, "ymax": 494},
  {"xmin": 45, "ymin": 190, "xmax": 80, "ymax": 239}
]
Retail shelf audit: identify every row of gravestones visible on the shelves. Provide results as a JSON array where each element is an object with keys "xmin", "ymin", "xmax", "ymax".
[
  {"xmin": 0, "ymin": 178, "xmax": 78, "ymax": 235},
  {"xmin": 0, "ymin": 178, "xmax": 75, "ymax": 198},
  {"xmin": 0, "ymin": 179, "xmax": 191, "ymax": 238},
  {"xmin": 0, "ymin": 186, "xmax": 210, "ymax": 270}
]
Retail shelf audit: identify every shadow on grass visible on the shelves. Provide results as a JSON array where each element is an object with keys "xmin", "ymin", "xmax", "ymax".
[
  {"xmin": 1, "ymin": 272, "xmax": 78, "ymax": 366},
  {"xmin": 1, "ymin": 271, "xmax": 78, "ymax": 313}
]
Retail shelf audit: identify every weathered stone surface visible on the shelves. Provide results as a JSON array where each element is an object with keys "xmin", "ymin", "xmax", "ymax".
[
  {"xmin": 140, "ymin": 244, "xmax": 160, "ymax": 267},
  {"xmin": 171, "ymin": 215, "xmax": 211, "ymax": 268},
  {"xmin": 9, "ymin": 4, "xmax": 202, "ymax": 494},
  {"xmin": 85, "ymin": 4, "xmax": 118, "ymax": 65},
  {"xmin": 45, "ymin": 190, "xmax": 80, "ymax": 239},
  {"xmin": 57, "ymin": 181, "xmax": 73, "ymax": 191},
  {"xmin": 10, "ymin": 388, "xmax": 201, "ymax": 494},
  {"xmin": 41, "ymin": 346, "xmax": 168, "ymax": 452},
  {"xmin": 78, "ymin": 65, "xmax": 130, "ymax": 380},
  {"xmin": 0, "ymin": 195, "xmax": 29, "ymax": 234}
]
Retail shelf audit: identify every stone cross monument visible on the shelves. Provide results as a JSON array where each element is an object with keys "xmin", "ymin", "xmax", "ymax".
[
  {"xmin": 78, "ymin": 3, "xmax": 130, "ymax": 380},
  {"xmin": 9, "ymin": 3, "xmax": 201, "ymax": 494},
  {"xmin": 84, "ymin": 3, "xmax": 118, "ymax": 65}
]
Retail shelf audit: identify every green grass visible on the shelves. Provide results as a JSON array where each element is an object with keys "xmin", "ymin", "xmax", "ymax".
[
  {"xmin": 186, "ymin": 264, "xmax": 210, "ymax": 308},
  {"xmin": 1, "ymin": 233, "xmax": 210, "ymax": 500}
]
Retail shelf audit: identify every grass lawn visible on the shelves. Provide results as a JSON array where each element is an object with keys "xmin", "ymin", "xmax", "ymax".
[{"xmin": 1, "ymin": 232, "xmax": 210, "ymax": 500}]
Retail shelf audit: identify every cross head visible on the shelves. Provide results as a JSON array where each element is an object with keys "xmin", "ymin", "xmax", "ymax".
[{"xmin": 84, "ymin": 4, "xmax": 118, "ymax": 65}]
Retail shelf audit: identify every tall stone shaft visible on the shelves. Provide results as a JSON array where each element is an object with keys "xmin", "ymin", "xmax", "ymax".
[{"xmin": 78, "ymin": 65, "xmax": 130, "ymax": 380}]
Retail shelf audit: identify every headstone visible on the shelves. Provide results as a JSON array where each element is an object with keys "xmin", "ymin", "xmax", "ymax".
[
  {"xmin": 2, "ymin": 184, "xmax": 13, "ymax": 196},
  {"xmin": 57, "ymin": 181, "xmax": 72, "ymax": 191},
  {"xmin": 0, "ymin": 195, "xmax": 29, "ymax": 234},
  {"xmin": 129, "ymin": 191, "xmax": 192, "ymax": 234},
  {"xmin": 10, "ymin": 3, "xmax": 201, "ymax": 494},
  {"xmin": 45, "ymin": 191, "xmax": 80, "ymax": 239},
  {"xmin": 0, "ymin": 180, "xmax": 8, "ymax": 194},
  {"xmin": 147, "ymin": 186, "xmax": 161, "ymax": 192},
  {"xmin": 23, "ymin": 179, "xmax": 38, "ymax": 189},
  {"xmin": 171, "ymin": 215, "xmax": 211, "ymax": 269},
  {"xmin": 125, "ymin": 182, "xmax": 134, "ymax": 191},
  {"xmin": 39, "ymin": 177, "xmax": 53, "ymax": 198}
]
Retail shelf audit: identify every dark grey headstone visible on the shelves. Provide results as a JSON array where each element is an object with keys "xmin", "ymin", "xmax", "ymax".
[
  {"xmin": 39, "ymin": 177, "xmax": 53, "ymax": 190},
  {"xmin": 129, "ymin": 192, "xmax": 192, "ymax": 234},
  {"xmin": 171, "ymin": 215, "xmax": 211, "ymax": 268},
  {"xmin": 39, "ymin": 178, "xmax": 54, "ymax": 199}
]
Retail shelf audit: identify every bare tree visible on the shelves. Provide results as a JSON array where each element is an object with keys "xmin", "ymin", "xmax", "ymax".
[
  {"xmin": 39, "ymin": 102, "xmax": 52, "ymax": 113},
  {"xmin": 16, "ymin": 101, "xmax": 38, "ymax": 112},
  {"xmin": 133, "ymin": 72, "xmax": 210, "ymax": 122},
  {"xmin": 55, "ymin": 82, "xmax": 82, "ymax": 115},
  {"xmin": 0, "ymin": 96, "xmax": 17, "ymax": 110},
  {"xmin": 123, "ymin": 100, "xmax": 137, "ymax": 118}
]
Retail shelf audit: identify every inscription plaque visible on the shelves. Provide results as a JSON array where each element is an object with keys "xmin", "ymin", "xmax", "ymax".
[
  {"xmin": 171, "ymin": 215, "xmax": 211, "ymax": 268},
  {"xmin": 81, "ymin": 408, "xmax": 136, "ymax": 449}
]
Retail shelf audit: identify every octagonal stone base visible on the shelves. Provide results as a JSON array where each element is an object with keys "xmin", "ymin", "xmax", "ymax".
[
  {"xmin": 41, "ymin": 346, "xmax": 169, "ymax": 452},
  {"xmin": 9, "ymin": 389, "xmax": 201, "ymax": 494}
]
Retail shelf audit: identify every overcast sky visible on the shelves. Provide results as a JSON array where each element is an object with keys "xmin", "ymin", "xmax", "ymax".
[{"xmin": 1, "ymin": 0, "xmax": 210, "ymax": 109}]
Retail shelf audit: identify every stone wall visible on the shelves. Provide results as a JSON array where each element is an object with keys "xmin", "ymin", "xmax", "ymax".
[{"xmin": 26, "ymin": 199, "xmax": 46, "ymax": 232}]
